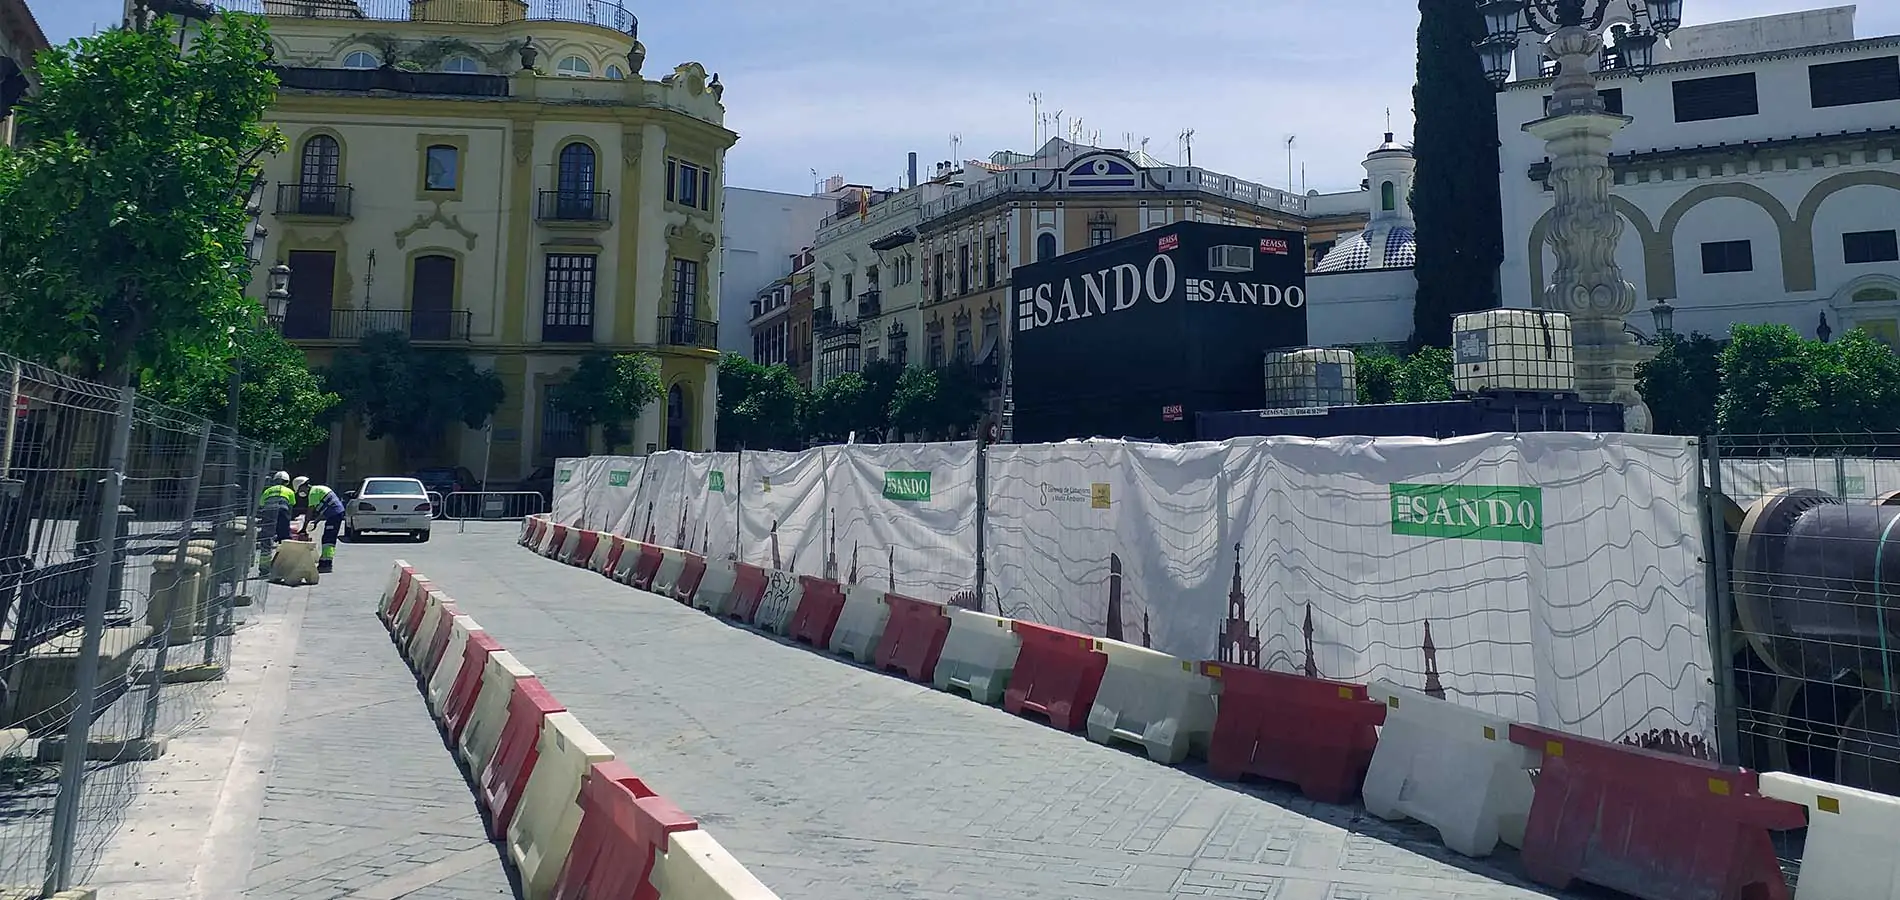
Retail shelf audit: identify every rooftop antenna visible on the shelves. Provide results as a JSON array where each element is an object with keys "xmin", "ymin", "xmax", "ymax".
[
  {"xmin": 810, "ymin": 167, "xmax": 820, "ymax": 196},
  {"xmin": 950, "ymin": 133, "xmax": 962, "ymax": 164},
  {"xmin": 1385, "ymin": 107, "xmax": 1392, "ymax": 133},
  {"xmin": 1030, "ymin": 92, "xmax": 1043, "ymax": 146},
  {"xmin": 1140, "ymin": 136, "xmax": 1151, "ymax": 159},
  {"xmin": 1179, "ymin": 129, "xmax": 1195, "ymax": 167},
  {"xmin": 1284, "ymin": 135, "xmax": 1297, "ymax": 193}
]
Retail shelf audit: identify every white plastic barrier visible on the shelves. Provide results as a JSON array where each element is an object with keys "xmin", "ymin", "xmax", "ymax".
[
  {"xmin": 457, "ymin": 650, "xmax": 534, "ymax": 775},
  {"xmin": 589, "ymin": 534, "xmax": 617, "ymax": 574},
  {"xmin": 610, "ymin": 538, "xmax": 643, "ymax": 584},
  {"xmin": 389, "ymin": 576, "xmax": 433, "ymax": 642},
  {"xmin": 382, "ymin": 560, "xmax": 411, "ymax": 609},
  {"xmin": 651, "ymin": 829, "xmax": 782, "ymax": 899},
  {"xmin": 755, "ymin": 571, "xmax": 803, "ymax": 636},
  {"xmin": 406, "ymin": 589, "xmax": 452, "ymax": 666},
  {"xmin": 827, "ymin": 586, "xmax": 890, "ymax": 663},
  {"xmin": 1760, "ymin": 771, "xmax": 1900, "ymax": 900},
  {"xmin": 650, "ymin": 548, "xmax": 688, "ymax": 597},
  {"xmin": 1361, "ymin": 680, "xmax": 1538, "ymax": 858},
  {"xmin": 1084, "ymin": 639, "xmax": 1216, "ymax": 765},
  {"xmin": 556, "ymin": 528, "xmax": 588, "ymax": 565},
  {"xmin": 428, "ymin": 614, "xmax": 485, "ymax": 716},
  {"xmin": 506, "ymin": 712, "xmax": 615, "ymax": 900},
  {"xmin": 694, "ymin": 560, "xmax": 739, "ymax": 617},
  {"xmin": 534, "ymin": 520, "xmax": 561, "ymax": 556},
  {"xmin": 270, "ymin": 538, "xmax": 320, "ymax": 586},
  {"xmin": 932, "ymin": 608, "xmax": 1022, "ymax": 706}
]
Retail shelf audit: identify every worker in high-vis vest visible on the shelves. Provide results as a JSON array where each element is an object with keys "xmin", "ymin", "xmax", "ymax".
[
  {"xmin": 257, "ymin": 471, "xmax": 296, "ymax": 575},
  {"xmin": 294, "ymin": 476, "xmax": 348, "ymax": 573}
]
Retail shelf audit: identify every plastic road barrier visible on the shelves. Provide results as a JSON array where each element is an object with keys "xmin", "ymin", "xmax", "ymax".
[
  {"xmin": 1084, "ymin": 639, "xmax": 1216, "ymax": 765},
  {"xmin": 748, "ymin": 571, "xmax": 799, "ymax": 636},
  {"xmin": 442, "ymin": 631, "xmax": 502, "ymax": 744},
  {"xmin": 429, "ymin": 614, "xmax": 485, "ymax": 716},
  {"xmin": 458, "ymin": 650, "xmax": 534, "ymax": 774},
  {"xmin": 607, "ymin": 537, "xmax": 636, "ymax": 582},
  {"xmin": 388, "ymin": 576, "xmax": 433, "ymax": 643},
  {"xmin": 650, "ymin": 548, "xmax": 688, "ymax": 598},
  {"xmin": 630, "ymin": 543, "xmax": 665, "ymax": 592},
  {"xmin": 508, "ymin": 713, "xmax": 616, "ymax": 900},
  {"xmin": 1759, "ymin": 771, "xmax": 1900, "ymax": 900},
  {"xmin": 590, "ymin": 532, "xmax": 617, "ymax": 574},
  {"xmin": 545, "ymin": 524, "xmax": 569, "ymax": 559},
  {"xmin": 1508, "ymin": 723, "xmax": 1804, "ymax": 900},
  {"xmin": 650, "ymin": 829, "xmax": 782, "ymax": 899},
  {"xmin": 873, "ymin": 595, "xmax": 950, "ymax": 683},
  {"xmin": 1201, "ymin": 664, "xmax": 1386, "ymax": 804},
  {"xmin": 1004, "ymin": 621, "xmax": 1109, "ymax": 732},
  {"xmin": 479, "ymin": 677, "xmax": 566, "ymax": 839},
  {"xmin": 788, "ymin": 576, "xmax": 848, "ymax": 649},
  {"xmin": 726, "ymin": 564, "xmax": 770, "ymax": 625},
  {"xmin": 672, "ymin": 553, "xmax": 708, "ymax": 605},
  {"xmin": 828, "ymin": 586, "xmax": 891, "ymax": 663},
  {"xmin": 519, "ymin": 517, "xmax": 536, "ymax": 546},
  {"xmin": 271, "ymin": 537, "xmax": 320, "ymax": 586},
  {"xmin": 417, "ymin": 600, "xmax": 460, "ymax": 681},
  {"xmin": 933, "ymin": 607, "xmax": 1022, "ymax": 705},
  {"xmin": 550, "ymin": 761, "xmax": 698, "ymax": 900},
  {"xmin": 399, "ymin": 588, "xmax": 444, "ymax": 656},
  {"xmin": 1361, "ymin": 680, "xmax": 1538, "ymax": 858},
  {"xmin": 406, "ymin": 590, "xmax": 452, "ymax": 667},
  {"xmin": 381, "ymin": 561, "xmax": 415, "ymax": 623},
  {"xmin": 694, "ymin": 559, "xmax": 740, "ymax": 617},
  {"xmin": 567, "ymin": 530, "xmax": 600, "ymax": 568}
]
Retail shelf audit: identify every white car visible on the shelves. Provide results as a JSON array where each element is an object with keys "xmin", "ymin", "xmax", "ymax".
[{"xmin": 343, "ymin": 477, "xmax": 433, "ymax": 543}]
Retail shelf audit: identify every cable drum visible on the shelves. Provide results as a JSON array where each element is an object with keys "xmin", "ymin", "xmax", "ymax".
[{"xmin": 1732, "ymin": 488, "xmax": 1900, "ymax": 679}]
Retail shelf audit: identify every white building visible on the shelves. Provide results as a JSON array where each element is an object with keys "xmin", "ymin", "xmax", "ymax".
[
  {"xmin": 718, "ymin": 186, "xmax": 831, "ymax": 354},
  {"xmin": 1498, "ymin": 5, "xmax": 1900, "ymax": 344},
  {"xmin": 1307, "ymin": 134, "xmax": 1422, "ymax": 346}
]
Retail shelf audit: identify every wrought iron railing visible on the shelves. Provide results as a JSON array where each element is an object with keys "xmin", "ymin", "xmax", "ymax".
[
  {"xmin": 274, "ymin": 183, "xmax": 353, "ymax": 218},
  {"xmin": 536, "ymin": 190, "xmax": 612, "ymax": 223},
  {"xmin": 282, "ymin": 308, "xmax": 473, "ymax": 342},
  {"xmin": 659, "ymin": 316, "xmax": 717, "ymax": 349}
]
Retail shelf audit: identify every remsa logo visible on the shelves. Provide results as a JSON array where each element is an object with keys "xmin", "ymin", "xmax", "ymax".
[{"xmin": 1260, "ymin": 238, "xmax": 1290, "ymax": 256}]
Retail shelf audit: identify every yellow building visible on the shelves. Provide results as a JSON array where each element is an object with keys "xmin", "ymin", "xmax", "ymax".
[
  {"xmin": 0, "ymin": 0, "xmax": 48, "ymax": 146},
  {"xmin": 219, "ymin": 0, "xmax": 736, "ymax": 485}
]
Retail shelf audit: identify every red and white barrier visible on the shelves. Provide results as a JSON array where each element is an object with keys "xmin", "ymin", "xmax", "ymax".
[
  {"xmin": 1759, "ymin": 772, "xmax": 1900, "ymax": 900},
  {"xmin": 651, "ymin": 829, "xmax": 780, "ymax": 899},
  {"xmin": 933, "ymin": 607, "xmax": 1022, "ymax": 706},
  {"xmin": 507, "ymin": 713, "xmax": 615, "ymax": 900},
  {"xmin": 428, "ymin": 614, "xmax": 485, "ymax": 716},
  {"xmin": 1084, "ymin": 639, "xmax": 1216, "ymax": 765},
  {"xmin": 1362, "ymin": 680, "xmax": 1537, "ymax": 858},
  {"xmin": 753, "ymin": 571, "xmax": 804, "ymax": 636},
  {"xmin": 650, "ymin": 547, "xmax": 688, "ymax": 598},
  {"xmin": 693, "ymin": 559, "xmax": 740, "ymax": 617},
  {"xmin": 458, "ymin": 650, "xmax": 535, "ymax": 776}
]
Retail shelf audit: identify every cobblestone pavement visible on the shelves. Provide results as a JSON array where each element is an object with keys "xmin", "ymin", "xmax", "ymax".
[{"xmin": 373, "ymin": 523, "xmax": 1587, "ymax": 900}]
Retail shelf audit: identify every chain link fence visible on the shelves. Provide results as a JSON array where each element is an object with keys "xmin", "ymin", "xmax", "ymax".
[{"xmin": 0, "ymin": 353, "xmax": 278, "ymax": 896}]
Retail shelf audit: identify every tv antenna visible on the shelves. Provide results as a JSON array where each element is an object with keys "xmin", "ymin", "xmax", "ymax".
[
  {"xmin": 810, "ymin": 167, "xmax": 820, "ymax": 196},
  {"xmin": 1030, "ymin": 92, "xmax": 1043, "ymax": 145},
  {"xmin": 950, "ymin": 133, "xmax": 962, "ymax": 163},
  {"xmin": 1179, "ymin": 129, "xmax": 1196, "ymax": 167},
  {"xmin": 1284, "ymin": 135, "xmax": 1297, "ymax": 193}
]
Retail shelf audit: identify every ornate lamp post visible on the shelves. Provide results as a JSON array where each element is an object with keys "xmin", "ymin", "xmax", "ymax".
[
  {"xmin": 1650, "ymin": 298, "xmax": 1675, "ymax": 338},
  {"xmin": 1477, "ymin": 0, "xmax": 1682, "ymax": 433}
]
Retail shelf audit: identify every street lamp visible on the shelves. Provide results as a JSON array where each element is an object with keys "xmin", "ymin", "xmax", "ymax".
[
  {"xmin": 1650, "ymin": 299, "xmax": 1675, "ymax": 337},
  {"xmin": 1476, "ymin": 0, "xmax": 1685, "ymax": 435},
  {"xmin": 266, "ymin": 262, "xmax": 291, "ymax": 333}
]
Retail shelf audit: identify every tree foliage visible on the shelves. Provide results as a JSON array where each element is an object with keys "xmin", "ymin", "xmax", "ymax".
[
  {"xmin": 1636, "ymin": 332, "xmax": 1724, "ymax": 437},
  {"xmin": 549, "ymin": 351, "xmax": 663, "ymax": 452},
  {"xmin": 323, "ymin": 331, "xmax": 505, "ymax": 462},
  {"xmin": 1411, "ymin": 0, "xmax": 1504, "ymax": 346},
  {"xmin": 141, "ymin": 326, "xmax": 339, "ymax": 457},
  {"xmin": 806, "ymin": 358, "xmax": 904, "ymax": 444},
  {"xmin": 1716, "ymin": 324, "xmax": 1900, "ymax": 436},
  {"xmin": 0, "ymin": 15, "xmax": 283, "ymax": 382},
  {"xmin": 888, "ymin": 363, "xmax": 987, "ymax": 441},
  {"xmin": 715, "ymin": 352, "xmax": 805, "ymax": 450},
  {"xmin": 1355, "ymin": 345, "xmax": 1455, "ymax": 404}
]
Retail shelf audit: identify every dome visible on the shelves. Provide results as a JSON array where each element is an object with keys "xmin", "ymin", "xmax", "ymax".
[{"xmin": 1315, "ymin": 225, "xmax": 1416, "ymax": 273}]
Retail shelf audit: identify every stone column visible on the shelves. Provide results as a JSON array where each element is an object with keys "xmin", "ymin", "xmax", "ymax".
[{"xmin": 1523, "ymin": 25, "xmax": 1655, "ymax": 433}]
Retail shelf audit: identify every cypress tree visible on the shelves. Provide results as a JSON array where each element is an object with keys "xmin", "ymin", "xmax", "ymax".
[{"xmin": 1411, "ymin": 0, "xmax": 1505, "ymax": 347}]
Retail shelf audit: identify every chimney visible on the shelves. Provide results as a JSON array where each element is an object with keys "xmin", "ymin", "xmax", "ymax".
[{"xmin": 907, "ymin": 152, "xmax": 918, "ymax": 189}]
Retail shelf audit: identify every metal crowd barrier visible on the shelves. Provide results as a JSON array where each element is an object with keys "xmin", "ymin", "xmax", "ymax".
[
  {"xmin": 427, "ymin": 490, "xmax": 446, "ymax": 520},
  {"xmin": 444, "ymin": 491, "xmax": 548, "ymax": 531}
]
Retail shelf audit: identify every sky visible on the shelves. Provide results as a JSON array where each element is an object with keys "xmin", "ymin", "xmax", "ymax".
[{"xmin": 26, "ymin": 1, "xmax": 1900, "ymax": 197}]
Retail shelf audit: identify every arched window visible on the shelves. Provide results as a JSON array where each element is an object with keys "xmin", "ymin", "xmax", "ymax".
[
  {"xmin": 665, "ymin": 383, "xmax": 688, "ymax": 451},
  {"xmin": 1036, "ymin": 232, "xmax": 1057, "ymax": 262},
  {"xmin": 605, "ymin": 65, "xmax": 625, "ymax": 80},
  {"xmin": 556, "ymin": 56, "xmax": 592, "ymax": 77},
  {"xmin": 443, "ymin": 56, "xmax": 479, "ymax": 73},
  {"xmin": 555, "ymin": 142, "xmax": 597, "ymax": 218},
  {"xmin": 343, "ymin": 51, "xmax": 377, "ymax": 70},
  {"xmin": 298, "ymin": 134, "xmax": 341, "ymax": 214},
  {"xmin": 1381, "ymin": 181, "xmax": 1396, "ymax": 212}
]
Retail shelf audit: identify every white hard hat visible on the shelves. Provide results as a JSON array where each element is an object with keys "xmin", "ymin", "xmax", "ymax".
[
  {"xmin": 273, "ymin": 471, "xmax": 290, "ymax": 483},
  {"xmin": 292, "ymin": 476, "xmax": 310, "ymax": 490}
]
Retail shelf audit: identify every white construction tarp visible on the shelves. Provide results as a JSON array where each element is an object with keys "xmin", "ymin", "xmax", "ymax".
[
  {"xmin": 828, "ymin": 442, "xmax": 979, "ymax": 604},
  {"xmin": 580, "ymin": 456, "xmax": 642, "ymax": 532},
  {"xmin": 549, "ymin": 457, "xmax": 589, "ymax": 525},
  {"xmin": 735, "ymin": 449, "xmax": 829, "ymax": 575}
]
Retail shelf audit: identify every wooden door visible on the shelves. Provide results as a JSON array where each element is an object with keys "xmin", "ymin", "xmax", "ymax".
[
  {"xmin": 282, "ymin": 250, "xmax": 336, "ymax": 339},
  {"xmin": 409, "ymin": 254, "xmax": 456, "ymax": 340}
]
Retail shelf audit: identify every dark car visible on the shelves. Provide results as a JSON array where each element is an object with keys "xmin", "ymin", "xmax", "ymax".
[
  {"xmin": 412, "ymin": 466, "xmax": 481, "ymax": 501},
  {"xmin": 519, "ymin": 466, "xmax": 555, "ymax": 505}
]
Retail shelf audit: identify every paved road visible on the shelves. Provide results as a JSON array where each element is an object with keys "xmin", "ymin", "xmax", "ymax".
[{"xmin": 370, "ymin": 524, "xmax": 1580, "ymax": 900}]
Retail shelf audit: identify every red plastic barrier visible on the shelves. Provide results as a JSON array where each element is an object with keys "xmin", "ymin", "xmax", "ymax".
[
  {"xmin": 478, "ymin": 676, "xmax": 565, "ymax": 838},
  {"xmin": 602, "ymin": 536, "xmax": 629, "ymax": 576},
  {"xmin": 570, "ymin": 530, "xmax": 600, "ymax": 568},
  {"xmin": 630, "ymin": 543, "xmax": 664, "ymax": 591},
  {"xmin": 1003, "ymin": 621, "xmax": 1108, "ymax": 732},
  {"xmin": 673, "ymin": 553, "xmax": 707, "ymax": 604},
  {"xmin": 549, "ymin": 761, "xmax": 698, "ymax": 900},
  {"xmin": 1200, "ymin": 663, "xmax": 1386, "ymax": 804},
  {"xmin": 546, "ymin": 524, "xmax": 568, "ymax": 558},
  {"xmin": 521, "ymin": 518, "xmax": 541, "ymax": 547},
  {"xmin": 420, "ymin": 602, "xmax": 459, "ymax": 681},
  {"xmin": 400, "ymin": 588, "xmax": 435, "ymax": 647},
  {"xmin": 874, "ymin": 594, "xmax": 950, "ymax": 683},
  {"xmin": 380, "ymin": 566, "xmax": 416, "ymax": 624},
  {"xmin": 788, "ymin": 576, "xmax": 848, "ymax": 648},
  {"xmin": 442, "ymin": 631, "xmax": 503, "ymax": 745},
  {"xmin": 726, "ymin": 563, "xmax": 769, "ymax": 624},
  {"xmin": 1507, "ymin": 723, "xmax": 1804, "ymax": 900}
]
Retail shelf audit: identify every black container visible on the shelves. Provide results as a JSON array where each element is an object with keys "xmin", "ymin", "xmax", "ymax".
[{"xmin": 1193, "ymin": 389, "xmax": 1625, "ymax": 442}]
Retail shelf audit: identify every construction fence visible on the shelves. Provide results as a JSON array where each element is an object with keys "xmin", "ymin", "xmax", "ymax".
[{"xmin": 0, "ymin": 353, "xmax": 279, "ymax": 897}]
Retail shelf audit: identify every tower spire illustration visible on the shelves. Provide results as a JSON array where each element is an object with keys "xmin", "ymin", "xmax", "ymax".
[
  {"xmin": 848, "ymin": 542, "xmax": 860, "ymax": 585},
  {"xmin": 1217, "ymin": 542, "xmax": 1260, "ymax": 667},
  {"xmin": 887, "ymin": 546, "xmax": 895, "ymax": 593},
  {"xmin": 642, "ymin": 501, "xmax": 656, "ymax": 544},
  {"xmin": 1105, "ymin": 553, "xmax": 1124, "ymax": 641},
  {"xmin": 769, "ymin": 519, "xmax": 781, "ymax": 570},
  {"xmin": 1141, "ymin": 611, "xmax": 1151, "ymax": 649},
  {"xmin": 676, "ymin": 506, "xmax": 687, "ymax": 550},
  {"xmin": 823, "ymin": 511, "xmax": 838, "ymax": 580},
  {"xmin": 1301, "ymin": 602, "xmax": 1318, "ymax": 678},
  {"xmin": 1422, "ymin": 620, "xmax": 1445, "ymax": 699}
]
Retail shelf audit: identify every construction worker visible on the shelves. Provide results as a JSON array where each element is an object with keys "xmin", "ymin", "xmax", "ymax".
[
  {"xmin": 257, "ymin": 471, "xmax": 295, "ymax": 575},
  {"xmin": 295, "ymin": 477, "xmax": 348, "ymax": 573}
]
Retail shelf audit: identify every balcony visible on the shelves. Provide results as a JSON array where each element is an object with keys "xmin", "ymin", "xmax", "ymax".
[
  {"xmin": 217, "ymin": 0, "xmax": 638, "ymax": 35},
  {"xmin": 536, "ymin": 190, "xmax": 612, "ymax": 225},
  {"xmin": 275, "ymin": 183, "xmax": 353, "ymax": 219},
  {"xmin": 813, "ymin": 306, "xmax": 835, "ymax": 328},
  {"xmin": 271, "ymin": 65, "xmax": 510, "ymax": 97},
  {"xmin": 857, "ymin": 290, "xmax": 882, "ymax": 319},
  {"xmin": 659, "ymin": 316, "xmax": 718, "ymax": 349},
  {"xmin": 283, "ymin": 308, "xmax": 473, "ymax": 342}
]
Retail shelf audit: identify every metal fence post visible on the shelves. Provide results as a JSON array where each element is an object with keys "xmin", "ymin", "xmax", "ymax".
[
  {"xmin": 973, "ymin": 434, "xmax": 988, "ymax": 610},
  {"xmin": 44, "ymin": 383, "xmax": 137, "ymax": 895},
  {"xmin": 142, "ymin": 421, "xmax": 212, "ymax": 740},
  {"xmin": 207, "ymin": 428, "xmax": 239, "ymax": 666},
  {"xmin": 1702, "ymin": 435, "xmax": 1742, "ymax": 766}
]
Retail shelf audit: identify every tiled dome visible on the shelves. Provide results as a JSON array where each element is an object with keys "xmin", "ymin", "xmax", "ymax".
[{"xmin": 1314, "ymin": 225, "xmax": 1416, "ymax": 273}]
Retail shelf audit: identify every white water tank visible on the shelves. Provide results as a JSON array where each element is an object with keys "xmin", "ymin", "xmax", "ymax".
[
  {"xmin": 1451, "ymin": 310, "xmax": 1576, "ymax": 393},
  {"xmin": 1264, "ymin": 348, "xmax": 1357, "ymax": 409}
]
